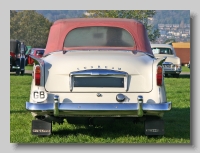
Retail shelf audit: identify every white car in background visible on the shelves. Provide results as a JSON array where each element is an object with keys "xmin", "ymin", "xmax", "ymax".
[{"xmin": 151, "ymin": 44, "xmax": 182, "ymax": 77}]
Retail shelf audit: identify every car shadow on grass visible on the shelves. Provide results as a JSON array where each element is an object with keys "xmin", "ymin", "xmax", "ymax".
[
  {"xmin": 10, "ymin": 73, "xmax": 32, "ymax": 76},
  {"xmin": 51, "ymin": 107, "xmax": 190, "ymax": 140},
  {"xmin": 52, "ymin": 120, "xmax": 146, "ymax": 138},
  {"xmin": 179, "ymin": 74, "xmax": 190, "ymax": 78},
  {"xmin": 165, "ymin": 74, "xmax": 190, "ymax": 79},
  {"xmin": 163, "ymin": 107, "xmax": 190, "ymax": 139}
]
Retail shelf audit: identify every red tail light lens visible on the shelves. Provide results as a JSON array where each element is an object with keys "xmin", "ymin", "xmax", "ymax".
[
  {"xmin": 157, "ymin": 66, "xmax": 163, "ymax": 86},
  {"xmin": 35, "ymin": 66, "xmax": 41, "ymax": 85}
]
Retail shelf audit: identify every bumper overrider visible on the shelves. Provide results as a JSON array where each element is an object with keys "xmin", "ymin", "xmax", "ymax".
[{"xmin": 26, "ymin": 95, "xmax": 171, "ymax": 117}]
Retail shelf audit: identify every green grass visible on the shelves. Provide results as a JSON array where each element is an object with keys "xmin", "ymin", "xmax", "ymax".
[
  {"xmin": 10, "ymin": 74, "xmax": 190, "ymax": 143},
  {"xmin": 181, "ymin": 66, "xmax": 190, "ymax": 72},
  {"xmin": 25, "ymin": 65, "xmax": 33, "ymax": 70}
]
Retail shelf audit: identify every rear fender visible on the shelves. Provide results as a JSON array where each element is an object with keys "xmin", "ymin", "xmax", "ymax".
[
  {"xmin": 154, "ymin": 57, "xmax": 167, "ymax": 102},
  {"xmin": 30, "ymin": 55, "xmax": 45, "ymax": 86},
  {"xmin": 153, "ymin": 56, "xmax": 167, "ymax": 82},
  {"xmin": 154, "ymin": 56, "xmax": 167, "ymax": 66}
]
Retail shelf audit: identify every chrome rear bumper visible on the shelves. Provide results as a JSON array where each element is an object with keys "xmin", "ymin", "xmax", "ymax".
[{"xmin": 26, "ymin": 101, "xmax": 171, "ymax": 117}]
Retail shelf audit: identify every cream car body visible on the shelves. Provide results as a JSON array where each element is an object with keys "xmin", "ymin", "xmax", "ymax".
[
  {"xmin": 151, "ymin": 44, "xmax": 182, "ymax": 77},
  {"xmin": 30, "ymin": 50, "xmax": 167, "ymax": 106},
  {"xmin": 26, "ymin": 18, "xmax": 171, "ymax": 136}
]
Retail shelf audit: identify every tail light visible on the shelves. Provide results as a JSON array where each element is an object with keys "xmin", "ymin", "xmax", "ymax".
[
  {"xmin": 35, "ymin": 65, "xmax": 41, "ymax": 85},
  {"xmin": 157, "ymin": 66, "xmax": 163, "ymax": 86}
]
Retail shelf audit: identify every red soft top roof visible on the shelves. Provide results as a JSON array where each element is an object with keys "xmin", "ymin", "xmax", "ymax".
[{"xmin": 45, "ymin": 18, "xmax": 152, "ymax": 55}]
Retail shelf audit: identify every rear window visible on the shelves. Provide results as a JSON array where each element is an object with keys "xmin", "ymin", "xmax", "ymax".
[
  {"xmin": 152, "ymin": 47, "xmax": 174, "ymax": 55},
  {"xmin": 64, "ymin": 26, "xmax": 135, "ymax": 47}
]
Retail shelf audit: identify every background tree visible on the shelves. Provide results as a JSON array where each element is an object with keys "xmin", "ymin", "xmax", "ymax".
[
  {"xmin": 10, "ymin": 10, "xmax": 52, "ymax": 48},
  {"xmin": 83, "ymin": 10, "xmax": 160, "ymax": 42},
  {"xmin": 10, "ymin": 10, "xmax": 17, "ymax": 18}
]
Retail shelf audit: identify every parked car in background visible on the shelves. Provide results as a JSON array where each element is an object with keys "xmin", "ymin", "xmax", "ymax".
[
  {"xmin": 151, "ymin": 44, "xmax": 182, "ymax": 77},
  {"xmin": 26, "ymin": 18, "xmax": 171, "ymax": 136},
  {"xmin": 10, "ymin": 39, "xmax": 27, "ymax": 75},
  {"xmin": 27, "ymin": 48, "xmax": 45, "ymax": 65}
]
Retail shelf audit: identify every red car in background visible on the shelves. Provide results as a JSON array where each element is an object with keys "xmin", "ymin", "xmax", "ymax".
[{"xmin": 27, "ymin": 48, "xmax": 45, "ymax": 65}]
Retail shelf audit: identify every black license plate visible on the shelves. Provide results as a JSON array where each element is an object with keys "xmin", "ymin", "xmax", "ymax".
[{"xmin": 74, "ymin": 77, "xmax": 124, "ymax": 87}]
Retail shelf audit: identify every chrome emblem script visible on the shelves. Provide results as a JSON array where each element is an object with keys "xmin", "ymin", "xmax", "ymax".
[{"xmin": 77, "ymin": 66, "xmax": 122, "ymax": 71}]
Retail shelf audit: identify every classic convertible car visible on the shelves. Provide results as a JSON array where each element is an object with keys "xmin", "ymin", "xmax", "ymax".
[
  {"xmin": 151, "ymin": 44, "xmax": 182, "ymax": 77},
  {"xmin": 26, "ymin": 18, "xmax": 171, "ymax": 136}
]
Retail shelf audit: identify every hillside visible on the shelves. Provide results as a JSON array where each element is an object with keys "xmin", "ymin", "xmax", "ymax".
[
  {"xmin": 153, "ymin": 10, "xmax": 190, "ymax": 26},
  {"xmin": 35, "ymin": 10, "xmax": 190, "ymax": 25}
]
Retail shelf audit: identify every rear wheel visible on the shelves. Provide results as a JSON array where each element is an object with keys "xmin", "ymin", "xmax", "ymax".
[{"xmin": 15, "ymin": 69, "xmax": 20, "ymax": 76}]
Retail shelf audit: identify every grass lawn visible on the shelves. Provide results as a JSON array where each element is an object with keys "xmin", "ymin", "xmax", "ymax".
[
  {"xmin": 10, "ymin": 74, "xmax": 190, "ymax": 143},
  {"xmin": 25, "ymin": 65, "xmax": 33, "ymax": 70},
  {"xmin": 181, "ymin": 66, "xmax": 190, "ymax": 72}
]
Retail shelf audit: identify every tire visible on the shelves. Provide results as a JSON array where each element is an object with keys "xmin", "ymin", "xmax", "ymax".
[
  {"xmin": 16, "ymin": 69, "xmax": 20, "ymax": 76},
  {"xmin": 21, "ymin": 70, "xmax": 25, "ymax": 76}
]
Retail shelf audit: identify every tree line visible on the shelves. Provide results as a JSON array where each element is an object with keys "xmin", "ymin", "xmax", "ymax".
[
  {"xmin": 10, "ymin": 10, "xmax": 161, "ymax": 48},
  {"xmin": 10, "ymin": 10, "xmax": 52, "ymax": 48}
]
